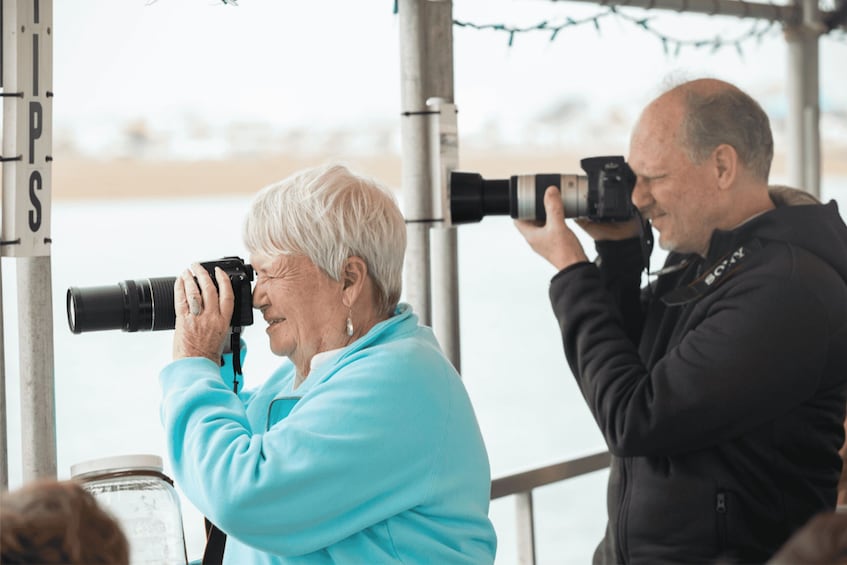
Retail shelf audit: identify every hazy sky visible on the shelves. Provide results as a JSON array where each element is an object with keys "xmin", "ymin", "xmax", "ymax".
[{"xmin": 51, "ymin": 0, "xmax": 847, "ymax": 154}]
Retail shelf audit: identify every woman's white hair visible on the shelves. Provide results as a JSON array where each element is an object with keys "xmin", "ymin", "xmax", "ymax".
[{"xmin": 243, "ymin": 163, "xmax": 406, "ymax": 316}]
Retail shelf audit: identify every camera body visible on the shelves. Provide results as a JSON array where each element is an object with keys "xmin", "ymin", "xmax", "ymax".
[
  {"xmin": 577, "ymin": 156, "xmax": 636, "ymax": 222},
  {"xmin": 449, "ymin": 155, "xmax": 636, "ymax": 224},
  {"xmin": 202, "ymin": 256, "xmax": 254, "ymax": 330},
  {"xmin": 67, "ymin": 256, "xmax": 254, "ymax": 334}
]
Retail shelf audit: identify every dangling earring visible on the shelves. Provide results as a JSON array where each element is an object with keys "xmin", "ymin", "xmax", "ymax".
[{"xmin": 346, "ymin": 308, "xmax": 354, "ymax": 337}]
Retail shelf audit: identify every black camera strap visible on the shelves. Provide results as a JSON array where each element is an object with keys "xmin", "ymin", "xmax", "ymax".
[
  {"xmin": 636, "ymin": 209, "xmax": 654, "ymax": 272},
  {"xmin": 661, "ymin": 239, "xmax": 762, "ymax": 306},
  {"xmin": 202, "ymin": 518, "xmax": 227, "ymax": 565},
  {"xmin": 229, "ymin": 328, "xmax": 243, "ymax": 395},
  {"xmin": 201, "ymin": 328, "xmax": 246, "ymax": 563}
]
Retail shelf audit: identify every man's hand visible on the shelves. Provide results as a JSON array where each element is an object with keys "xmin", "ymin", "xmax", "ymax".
[
  {"xmin": 574, "ymin": 216, "xmax": 642, "ymax": 241},
  {"xmin": 768, "ymin": 512, "xmax": 847, "ymax": 565},
  {"xmin": 514, "ymin": 185, "xmax": 590, "ymax": 271}
]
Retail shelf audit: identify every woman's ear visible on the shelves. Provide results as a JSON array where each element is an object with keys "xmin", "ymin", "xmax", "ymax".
[{"xmin": 341, "ymin": 256, "xmax": 368, "ymax": 306}]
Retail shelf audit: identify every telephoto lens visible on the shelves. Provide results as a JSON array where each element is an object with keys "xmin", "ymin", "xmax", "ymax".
[
  {"xmin": 449, "ymin": 155, "xmax": 634, "ymax": 224},
  {"xmin": 67, "ymin": 277, "xmax": 178, "ymax": 334},
  {"xmin": 67, "ymin": 256, "xmax": 254, "ymax": 334}
]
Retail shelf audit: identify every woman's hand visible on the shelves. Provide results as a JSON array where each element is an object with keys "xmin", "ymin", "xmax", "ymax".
[{"xmin": 173, "ymin": 264, "xmax": 235, "ymax": 363}]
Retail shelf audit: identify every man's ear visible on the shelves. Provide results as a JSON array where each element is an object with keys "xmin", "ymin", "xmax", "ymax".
[
  {"xmin": 713, "ymin": 144, "xmax": 738, "ymax": 191},
  {"xmin": 341, "ymin": 256, "xmax": 368, "ymax": 307}
]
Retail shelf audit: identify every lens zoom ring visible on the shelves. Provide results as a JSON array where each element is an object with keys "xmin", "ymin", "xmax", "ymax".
[{"xmin": 147, "ymin": 277, "xmax": 177, "ymax": 331}]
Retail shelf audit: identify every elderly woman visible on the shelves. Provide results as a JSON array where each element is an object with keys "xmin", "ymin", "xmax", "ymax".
[{"xmin": 159, "ymin": 164, "xmax": 497, "ymax": 564}]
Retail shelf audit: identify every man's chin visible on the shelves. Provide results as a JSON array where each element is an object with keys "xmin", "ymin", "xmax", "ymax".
[
  {"xmin": 658, "ymin": 236, "xmax": 700, "ymax": 256},
  {"xmin": 657, "ymin": 235, "xmax": 675, "ymax": 252}
]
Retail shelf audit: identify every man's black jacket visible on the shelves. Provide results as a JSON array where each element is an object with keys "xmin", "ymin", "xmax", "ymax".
[{"xmin": 549, "ymin": 189, "xmax": 847, "ymax": 563}]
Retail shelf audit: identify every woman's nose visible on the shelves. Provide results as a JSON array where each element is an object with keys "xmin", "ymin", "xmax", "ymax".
[{"xmin": 252, "ymin": 280, "xmax": 266, "ymax": 310}]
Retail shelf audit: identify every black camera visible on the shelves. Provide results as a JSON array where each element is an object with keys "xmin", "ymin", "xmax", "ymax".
[
  {"xmin": 67, "ymin": 256, "xmax": 254, "ymax": 334},
  {"xmin": 449, "ymin": 155, "xmax": 636, "ymax": 224}
]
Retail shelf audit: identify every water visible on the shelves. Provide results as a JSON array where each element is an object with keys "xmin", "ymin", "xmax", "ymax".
[{"xmin": 3, "ymin": 179, "xmax": 846, "ymax": 563}]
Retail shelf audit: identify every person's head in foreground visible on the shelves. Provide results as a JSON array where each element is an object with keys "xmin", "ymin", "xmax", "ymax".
[{"xmin": 0, "ymin": 479, "xmax": 129, "ymax": 565}]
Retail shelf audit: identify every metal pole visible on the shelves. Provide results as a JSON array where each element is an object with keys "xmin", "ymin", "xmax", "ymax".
[
  {"xmin": 398, "ymin": 0, "xmax": 434, "ymax": 325},
  {"xmin": 784, "ymin": 0, "xmax": 821, "ymax": 198},
  {"xmin": 427, "ymin": 98, "xmax": 461, "ymax": 372},
  {"xmin": 0, "ymin": 0, "xmax": 6, "ymax": 492},
  {"xmin": 425, "ymin": 3, "xmax": 461, "ymax": 372},
  {"xmin": 398, "ymin": 0, "xmax": 462, "ymax": 371},
  {"xmin": 0, "ymin": 264, "xmax": 8, "ymax": 490},
  {"xmin": 515, "ymin": 491, "xmax": 537, "ymax": 565},
  {"xmin": 430, "ymin": 224, "xmax": 461, "ymax": 370},
  {"xmin": 18, "ymin": 257, "xmax": 56, "ymax": 480},
  {"xmin": 1, "ymin": 0, "xmax": 56, "ymax": 482}
]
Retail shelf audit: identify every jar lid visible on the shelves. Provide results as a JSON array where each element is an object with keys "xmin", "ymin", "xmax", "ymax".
[{"xmin": 70, "ymin": 454, "xmax": 163, "ymax": 480}]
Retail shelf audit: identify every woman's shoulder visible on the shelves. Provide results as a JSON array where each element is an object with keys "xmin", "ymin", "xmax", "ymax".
[
  {"xmin": 359, "ymin": 329, "xmax": 454, "ymax": 375},
  {"xmin": 334, "ymin": 329, "xmax": 459, "ymax": 392}
]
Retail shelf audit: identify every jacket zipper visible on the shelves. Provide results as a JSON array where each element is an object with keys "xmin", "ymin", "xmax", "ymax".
[
  {"xmin": 716, "ymin": 491, "xmax": 728, "ymax": 552},
  {"xmin": 617, "ymin": 458, "xmax": 631, "ymax": 563}
]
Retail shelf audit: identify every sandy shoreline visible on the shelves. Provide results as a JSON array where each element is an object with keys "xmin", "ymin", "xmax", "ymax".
[{"xmin": 50, "ymin": 147, "xmax": 847, "ymax": 201}]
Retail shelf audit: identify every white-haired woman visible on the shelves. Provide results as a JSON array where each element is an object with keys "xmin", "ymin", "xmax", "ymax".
[{"xmin": 160, "ymin": 164, "xmax": 497, "ymax": 564}]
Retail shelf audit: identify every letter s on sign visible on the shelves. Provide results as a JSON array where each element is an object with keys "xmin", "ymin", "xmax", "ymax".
[{"xmin": 28, "ymin": 171, "xmax": 42, "ymax": 232}]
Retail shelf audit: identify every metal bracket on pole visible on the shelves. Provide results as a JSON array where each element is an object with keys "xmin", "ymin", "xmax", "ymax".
[
  {"xmin": 426, "ymin": 97, "xmax": 458, "ymax": 227},
  {"xmin": 425, "ymin": 97, "xmax": 462, "ymax": 371}
]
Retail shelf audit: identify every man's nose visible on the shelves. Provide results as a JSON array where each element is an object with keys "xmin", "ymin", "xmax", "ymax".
[{"xmin": 631, "ymin": 178, "xmax": 651, "ymax": 211}]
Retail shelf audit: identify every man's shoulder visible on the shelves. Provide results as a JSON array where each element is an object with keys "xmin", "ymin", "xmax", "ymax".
[
  {"xmin": 750, "ymin": 237, "xmax": 846, "ymax": 289},
  {"xmin": 711, "ymin": 238, "xmax": 847, "ymax": 328}
]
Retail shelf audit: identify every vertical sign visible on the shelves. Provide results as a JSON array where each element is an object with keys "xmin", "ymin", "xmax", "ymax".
[{"xmin": 2, "ymin": 0, "xmax": 52, "ymax": 257}]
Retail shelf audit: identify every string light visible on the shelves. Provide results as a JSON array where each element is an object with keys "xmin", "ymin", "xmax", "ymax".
[
  {"xmin": 453, "ymin": 6, "xmax": 785, "ymax": 57},
  {"xmin": 460, "ymin": 4, "xmax": 847, "ymax": 50},
  {"xmin": 229, "ymin": 1, "xmax": 845, "ymax": 49}
]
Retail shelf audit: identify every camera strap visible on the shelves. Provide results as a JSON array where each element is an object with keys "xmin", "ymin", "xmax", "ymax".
[
  {"xmin": 202, "ymin": 518, "xmax": 227, "ymax": 565},
  {"xmin": 636, "ymin": 209, "xmax": 654, "ymax": 274},
  {"xmin": 230, "ymin": 329, "xmax": 243, "ymax": 395},
  {"xmin": 200, "ymin": 329, "xmax": 246, "ymax": 563},
  {"xmin": 661, "ymin": 239, "xmax": 762, "ymax": 306}
]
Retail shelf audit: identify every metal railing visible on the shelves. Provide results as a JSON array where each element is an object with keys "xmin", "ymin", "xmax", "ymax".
[{"xmin": 490, "ymin": 451, "xmax": 611, "ymax": 565}]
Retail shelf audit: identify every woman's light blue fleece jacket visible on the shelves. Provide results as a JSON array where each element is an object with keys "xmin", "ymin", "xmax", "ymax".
[{"xmin": 159, "ymin": 304, "xmax": 497, "ymax": 564}]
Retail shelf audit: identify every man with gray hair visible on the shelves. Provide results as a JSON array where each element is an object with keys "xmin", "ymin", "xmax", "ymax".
[{"xmin": 516, "ymin": 78, "xmax": 847, "ymax": 562}]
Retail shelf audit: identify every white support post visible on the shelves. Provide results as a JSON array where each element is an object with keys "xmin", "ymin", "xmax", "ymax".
[
  {"xmin": 398, "ymin": 0, "xmax": 434, "ymax": 325},
  {"xmin": 515, "ymin": 491, "xmax": 537, "ymax": 565},
  {"xmin": 397, "ymin": 0, "xmax": 461, "ymax": 371},
  {"xmin": 427, "ymin": 97, "xmax": 461, "ymax": 372},
  {"xmin": 1, "ymin": 0, "xmax": 56, "ymax": 482},
  {"xmin": 0, "ymin": 266, "xmax": 7, "ymax": 489},
  {"xmin": 17, "ymin": 257, "xmax": 56, "ymax": 480},
  {"xmin": 0, "ymin": 0, "xmax": 8, "ymax": 492},
  {"xmin": 784, "ymin": 0, "xmax": 822, "ymax": 198}
]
